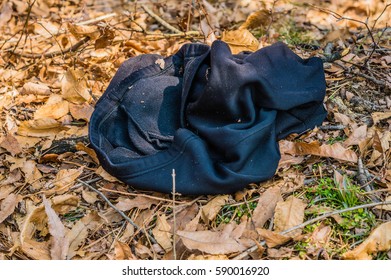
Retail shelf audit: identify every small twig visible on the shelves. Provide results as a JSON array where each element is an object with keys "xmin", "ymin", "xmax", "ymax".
[
  {"xmin": 172, "ymin": 169, "xmax": 177, "ymax": 260},
  {"xmin": 76, "ymin": 12, "xmax": 118, "ymax": 26},
  {"xmin": 76, "ymin": 179, "xmax": 157, "ymax": 244},
  {"xmin": 319, "ymin": 124, "xmax": 346, "ymax": 130},
  {"xmin": 10, "ymin": 37, "xmax": 90, "ymax": 59},
  {"xmin": 233, "ymin": 200, "xmax": 391, "ymax": 260},
  {"xmin": 141, "ymin": 5, "xmax": 182, "ymax": 33}
]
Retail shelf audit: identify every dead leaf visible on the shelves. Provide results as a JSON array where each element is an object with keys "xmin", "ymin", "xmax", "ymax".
[
  {"xmin": 282, "ymin": 141, "xmax": 358, "ymax": 162},
  {"xmin": 274, "ymin": 196, "xmax": 306, "ymax": 237},
  {"xmin": 343, "ymin": 125, "xmax": 367, "ymax": 147},
  {"xmin": 20, "ymin": 238, "xmax": 51, "ymax": 260},
  {"xmin": 113, "ymin": 240, "xmax": 136, "ymax": 260},
  {"xmin": 34, "ymin": 95, "xmax": 69, "ymax": 120},
  {"xmin": 375, "ymin": 197, "xmax": 391, "ymax": 211},
  {"xmin": 0, "ymin": 194, "xmax": 21, "ymax": 224},
  {"xmin": 252, "ymin": 187, "xmax": 282, "ymax": 228},
  {"xmin": 21, "ymin": 82, "xmax": 51, "ymax": 95},
  {"xmin": 61, "ymin": 68, "xmax": 92, "ymax": 104},
  {"xmin": 69, "ymin": 103, "xmax": 94, "ymax": 122},
  {"xmin": 115, "ymin": 196, "xmax": 158, "ymax": 211},
  {"xmin": 239, "ymin": 9, "xmax": 271, "ymax": 30},
  {"xmin": 188, "ymin": 254, "xmax": 229, "ymax": 260},
  {"xmin": 0, "ymin": 2, "xmax": 12, "ymax": 26},
  {"xmin": 309, "ymin": 224, "xmax": 331, "ymax": 248},
  {"xmin": 81, "ymin": 189, "xmax": 99, "ymax": 204},
  {"xmin": 177, "ymin": 223, "xmax": 247, "ymax": 254},
  {"xmin": 343, "ymin": 221, "xmax": 391, "ymax": 260},
  {"xmin": 68, "ymin": 22, "xmax": 100, "ymax": 40},
  {"xmin": 0, "ymin": 185, "xmax": 16, "ymax": 200},
  {"xmin": 48, "ymin": 168, "xmax": 83, "ymax": 195},
  {"xmin": 267, "ymin": 247, "xmax": 293, "ymax": 259},
  {"xmin": 201, "ymin": 195, "xmax": 228, "ymax": 224},
  {"xmin": 256, "ymin": 228, "xmax": 292, "ymax": 248},
  {"xmin": 0, "ymin": 134, "xmax": 22, "ymax": 156},
  {"xmin": 17, "ymin": 118, "xmax": 68, "ymax": 137},
  {"xmin": 75, "ymin": 142, "xmax": 99, "ymax": 163},
  {"xmin": 95, "ymin": 166, "xmax": 120, "ymax": 182},
  {"xmin": 372, "ymin": 111, "xmax": 391, "ymax": 125},
  {"xmin": 152, "ymin": 214, "xmax": 172, "ymax": 252},
  {"xmin": 43, "ymin": 196, "xmax": 69, "ymax": 260},
  {"xmin": 221, "ymin": 29, "xmax": 259, "ymax": 54}
]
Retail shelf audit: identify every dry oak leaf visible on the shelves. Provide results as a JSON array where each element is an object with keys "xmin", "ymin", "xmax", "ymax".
[
  {"xmin": 201, "ymin": 195, "xmax": 228, "ymax": 224},
  {"xmin": 0, "ymin": 134, "xmax": 22, "ymax": 156},
  {"xmin": 68, "ymin": 22, "xmax": 100, "ymax": 40},
  {"xmin": 49, "ymin": 167, "xmax": 83, "ymax": 195},
  {"xmin": 17, "ymin": 118, "xmax": 69, "ymax": 137},
  {"xmin": 221, "ymin": 29, "xmax": 259, "ymax": 54},
  {"xmin": 69, "ymin": 103, "xmax": 94, "ymax": 122},
  {"xmin": 21, "ymin": 82, "xmax": 50, "ymax": 95},
  {"xmin": 343, "ymin": 221, "xmax": 391, "ymax": 260},
  {"xmin": 34, "ymin": 95, "xmax": 69, "ymax": 120},
  {"xmin": 309, "ymin": 224, "xmax": 331, "ymax": 248},
  {"xmin": 343, "ymin": 125, "xmax": 367, "ymax": 147},
  {"xmin": 239, "ymin": 9, "xmax": 272, "ymax": 30},
  {"xmin": 252, "ymin": 186, "xmax": 283, "ymax": 228},
  {"xmin": 61, "ymin": 68, "xmax": 92, "ymax": 104},
  {"xmin": 20, "ymin": 238, "xmax": 51, "ymax": 260},
  {"xmin": 274, "ymin": 196, "xmax": 306, "ymax": 238},
  {"xmin": 256, "ymin": 228, "xmax": 292, "ymax": 248},
  {"xmin": 43, "ymin": 196, "xmax": 69, "ymax": 260},
  {"xmin": 95, "ymin": 166, "xmax": 120, "ymax": 182},
  {"xmin": 152, "ymin": 214, "xmax": 172, "ymax": 252},
  {"xmin": 0, "ymin": 193, "xmax": 21, "ymax": 224},
  {"xmin": 281, "ymin": 140, "xmax": 358, "ymax": 163},
  {"xmin": 115, "ymin": 196, "xmax": 159, "ymax": 211},
  {"xmin": 113, "ymin": 240, "xmax": 136, "ymax": 260},
  {"xmin": 177, "ymin": 223, "xmax": 247, "ymax": 255},
  {"xmin": 372, "ymin": 111, "xmax": 391, "ymax": 125}
]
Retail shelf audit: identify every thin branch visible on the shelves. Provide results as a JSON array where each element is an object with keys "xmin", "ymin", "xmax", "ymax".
[
  {"xmin": 141, "ymin": 5, "xmax": 182, "ymax": 34},
  {"xmin": 10, "ymin": 37, "xmax": 90, "ymax": 59},
  {"xmin": 76, "ymin": 179, "xmax": 158, "ymax": 244}
]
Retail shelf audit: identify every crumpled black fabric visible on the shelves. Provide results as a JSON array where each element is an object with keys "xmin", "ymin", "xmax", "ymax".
[{"xmin": 89, "ymin": 40, "xmax": 326, "ymax": 195}]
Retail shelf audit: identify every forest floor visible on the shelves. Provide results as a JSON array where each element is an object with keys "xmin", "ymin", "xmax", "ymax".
[{"xmin": 0, "ymin": 0, "xmax": 390, "ymax": 260}]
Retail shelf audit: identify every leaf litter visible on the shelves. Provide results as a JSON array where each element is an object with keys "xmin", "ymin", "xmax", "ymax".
[{"xmin": 0, "ymin": 0, "xmax": 390, "ymax": 260}]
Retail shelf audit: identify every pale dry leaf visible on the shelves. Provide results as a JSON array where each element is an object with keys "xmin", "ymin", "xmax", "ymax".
[
  {"xmin": 0, "ymin": 193, "xmax": 21, "ymax": 224},
  {"xmin": 22, "ymin": 160, "xmax": 42, "ymax": 185},
  {"xmin": 113, "ymin": 240, "xmax": 136, "ymax": 260},
  {"xmin": 283, "ymin": 141, "xmax": 358, "ymax": 162},
  {"xmin": 17, "ymin": 118, "xmax": 68, "ymax": 137},
  {"xmin": 66, "ymin": 211, "xmax": 101, "ymax": 259},
  {"xmin": 188, "ymin": 254, "xmax": 229, "ymax": 260},
  {"xmin": 21, "ymin": 82, "xmax": 51, "ymax": 95},
  {"xmin": 0, "ymin": 2, "xmax": 13, "ymax": 26},
  {"xmin": 372, "ymin": 111, "xmax": 391, "ymax": 125},
  {"xmin": 69, "ymin": 103, "xmax": 94, "ymax": 122},
  {"xmin": 334, "ymin": 112, "xmax": 355, "ymax": 127},
  {"xmin": 177, "ymin": 223, "xmax": 247, "ymax": 254},
  {"xmin": 343, "ymin": 221, "xmax": 391, "ymax": 260},
  {"xmin": 252, "ymin": 187, "xmax": 282, "ymax": 228},
  {"xmin": 43, "ymin": 196, "xmax": 69, "ymax": 260},
  {"xmin": 49, "ymin": 168, "xmax": 83, "ymax": 195},
  {"xmin": 168, "ymin": 203, "xmax": 199, "ymax": 231},
  {"xmin": 343, "ymin": 125, "xmax": 367, "ymax": 147},
  {"xmin": 274, "ymin": 196, "xmax": 306, "ymax": 237},
  {"xmin": 0, "ymin": 134, "xmax": 22, "ymax": 156},
  {"xmin": 95, "ymin": 166, "xmax": 120, "ymax": 182},
  {"xmin": 0, "ymin": 185, "xmax": 16, "ymax": 200},
  {"xmin": 67, "ymin": 22, "xmax": 100, "ymax": 40},
  {"xmin": 115, "ymin": 196, "xmax": 158, "ymax": 211},
  {"xmin": 221, "ymin": 29, "xmax": 259, "ymax": 54},
  {"xmin": 184, "ymin": 207, "xmax": 202, "ymax": 232},
  {"xmin": 20, "ymin": 239, "xmax": 51, "ymax": 260},
  {"xmin": 34, "ymin": 96, "xmax": 69, "ymax": 120},
  {"xmin": 267, "ymin": 247, "xmax": 293, "ymax": 259},
  {"xmin": 375, "ymin": 196, "xmax": 391, "ymax": 211},
  {"xmin": 239, "ymin": 9, "xmax": 271, "ymax": 30},
  {"xmin": 61, "ymin": 68, "xmax": 92, "ymax": 104},
  {"xmin": 201, "ymin": 195, "xmax": 228, "ymax": 224},
  {"xmin": 309, "ymin": 224, "xmax": 331, "ymax": 248},
  {"xmin": 256, "ymin": 228, "xmax": 292, "ymax": 248},
  {"xmin": 152, "ymin": 214, "xmax": 172, "ymax": 252},
  {"xmin": 75, "ymin": 142, "xmax": 99, "ymax": 163},
  {"xmin": 81, "ymin": 189, "xmax": 99, "ymax": 204}
]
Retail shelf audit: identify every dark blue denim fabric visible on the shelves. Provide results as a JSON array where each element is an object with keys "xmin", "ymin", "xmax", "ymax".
[{"xmin": 89, "ymin": 41, "xmax": 326, "ymax": 194}]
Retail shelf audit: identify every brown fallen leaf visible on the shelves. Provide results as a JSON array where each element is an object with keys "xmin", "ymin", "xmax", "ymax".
[
  {"xmin": 34, "ymin": 95, "xmax": 69, "ymax": 120},
  {"xmin": 375, "ymin": 196, "xmax": 391, "ymax": 211},
  {"xmin": 0, "ymin": 134, "xmax": 22, "ymax": 156},
  {"xmin": 282, "ymin": 141, "xmax": 358, "ymax": 162},
  {"xmin": 116, "ymin": 196, "xmax": 159, "ymax": 211},
  {"xmin": 17, "ymin": 118, "xmax": 69, "ymax": 137},
  {"xmin": 75, "ymin": 142, "xmax": 99, "ymax": 164},
  {"xmin": 309, "ymin": 224, "xmax": 331, "ymax": 248},
  {"xmin": 152, "ymin": 214, "xmax": 172, "ymax": 252},
  {"xmin": 0, "ymin": 193, "xmax": 21, "ymax": 224},
  {"xmin": 256, "ymin": 228, "xmax": 292, "ymax": 248},
  {"xmin": 239, "ymin": 9, "xmax": 271, "ymax": 30},
  {"xmin": 177, "ymin": 223, "xmax": 247, "ymax": 255},
  {"xmin": 95, "ymin": 166, "xmax": 120, "ymax": 182},
  {"xmin": 61, "ymin": 68, "xmax": 92, "ymax": 104},
  {"xmin": 0, "ymin": 185, "xmax": 16, "ymax": 200},
  {"xmin": 252, "ymin": 186, "xmax": 282, "ymax": 228},
  {"xmin": 201, "ymin": 195, "xmax": 228, "ymax": 224},
  {"xmin": 267, "ymin": 247, "xmax": 293, "ymax": 259},
  {"xmin": 188, "ymin": 254, "xmax": 229, "ymax": 260},
  {"xmin": 372, "ymin": 111, "xmax": 391, "ymax": 125},
  {"xmin": 43, "ymin": 196, "xmax": 69, "ymax": 260},
  {"xmin": 274, "ymin": 196, "xmax": 306, "ymax": 237},
  {"xmin": 21, "ymin": 82, "xmax": 51, "ymax": 95},
  {"xmin": 81, "ymin": 189, "xmax": 99, "ymax": 204},
  {"xmin": 343, "ymin": 125, "xmax": 367, "ymax": 147},
  {"xmin": 221, "ymin": 29, "xmax": 259, "ymax": 54},
  {"xmin": 69, "ymin": 103, "xmax": 94, "ymax": 122},
  {"xmin": 47, "ymin": 167, "xmax": 83, "ymax": 195},
  {"xmin": 20, "ymin": 238, "xmax": 51, "ymax": 260},
  {"xmin": 113, "ymin": 240, "xmax": 136, "ymax": 260},
  {"xmin": 343, "ymin": 221, "xmax": 391, "ymax": 260}
]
